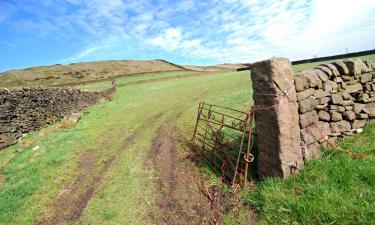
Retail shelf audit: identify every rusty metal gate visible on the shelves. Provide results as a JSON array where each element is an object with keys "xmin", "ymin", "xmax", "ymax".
[{"xmin": 192, "ymin": 102, "xmax": 255, "ymax": 187}]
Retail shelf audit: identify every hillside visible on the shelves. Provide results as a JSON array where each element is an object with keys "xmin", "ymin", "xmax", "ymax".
[{"xmin": 0, "ymin": 60, "xmax": 187, "ymax": 88}]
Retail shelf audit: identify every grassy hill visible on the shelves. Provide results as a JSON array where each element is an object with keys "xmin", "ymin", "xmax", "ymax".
[{"xmin": 0, "ymin": 60, "xmax": 188, "ymax": 88}]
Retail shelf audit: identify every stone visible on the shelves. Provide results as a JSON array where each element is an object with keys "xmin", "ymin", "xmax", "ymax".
[
  {"xmin": 360, "ymin": 73, "xmax": 373, "ymax": 83},
  {"xmin": 316, "ymin": 104, "xmax": 328, "ymax": 110},
  {"xmin": 345, "ymin": 106, "xmax": 353, "ymax": 110},
  {"xmin": 319, "ymin": 97, "xmax": 331, "ymax": 105},
  {"xmin": 353, "ymin": 103, "xmax": 366, "ymax": 114},
  {"xmin": 364, "ymin": 102, "xmax": 375, "ymax": 118},
  {"xmin": 299, "ymin": 110, "xmax": 318, "ymax": 128},
  {"xmin": 314, "ymin": 69, "xmax": 329, "ymax": 81},
  {"xmin": 300, "ymin": 70, "xmax": 321, "ymax": 88},
  {"xmin": 352, "ymin": 120, "xmax": 366, "ymax": 129},
  {"xmin": 324, "ymin": 63, "xmax": 341, "ymax": 76},
  {"xmin": 344, "ymin": 83, "xmax": 362, "ymax": 94},
  {"xmin": 297, "ymin": 89, "xmax": 314, "ymax": 101},
  {"xmin": 318, "ymin": 110, "xmax": 330, "ymax": 121},
  {"xmin": 334, "ymin": 77, "xmax": 343, "ymax": 83},
  {"xmin": 299, "ymin": 98, "xmax": 317, "ymax": 113},
  {"xmin": 319, "ymin": 121, "xmax": 332, "ymax": 137},
  {"xmin": 323, "ymin": 80, "xmax": 335, "ymax": 92},
  {"xmin": 313, "ymin": 90, "xmax": 330, "ymax": 98},
  {"xmin": 358, "ymin": 113, "xmax": 368, "ymax": 119},
  {"xmin": 332, "ymin": 61, "xmax": 349, "ymax": 75},
  {"xmin": 251, "ymin": 58, "xmax": 303, "ymax": 178},
  {"xmin": 317, "ymin": 65, "xmax": 333, "ymax": 77},
  {"xmin": 0, "ymin": 134, "xmax": 18, "ymax": 149},
  {"xmin": 344, "ymin": 59, "xmax": 362, "ymax": 76},
  {"xmin": 356, "ymin": 59, "xmax": 371, "ymax": 73},
  {"xmin": 337, "ymin": 106, "xmax": 346, "ymax": 112},
  {"xmin": 294, "ymin": 75, "xmax": 309, "ymax": 91},
  {"xmin": 66, "ymin": 112, "xmax": 80, "ymax": 123},
  {"xmin": 343, "ymin": 111, "xmax": 356, "ymax": 121},
  {"xmin": 305, "ymin": 142, "xmax": 321, "ymax": 160},
  {"xmin": 301, "ymin": 125, "xmax": 322, "ymax": 145},
  {"xmin": 330, "ymin": 111, "xmax": 342, "ymax": 121},
  {"xmin": 331, "ymin": 93, "xmax": 344, "ymax": 105},
  {"xmin": 330, "ymin": 120, "xmax": 351, "ymax": 133},
  {"xmin": 342, "ymin": 92, "xmax": 352, "ymax": 100}
]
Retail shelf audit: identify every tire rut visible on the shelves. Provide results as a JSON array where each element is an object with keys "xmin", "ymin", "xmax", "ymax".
[{"xmin": 34, "ymin": 112, "xmax": 163, "ymax": 225}]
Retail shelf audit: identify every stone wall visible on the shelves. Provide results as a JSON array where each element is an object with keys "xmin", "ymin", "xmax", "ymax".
[
  {"xmin": 0, "ymin": 87, "xmax": 111, "ymax": 149},
  {"xmin": 295, "ymin": 59, "xmax": 375, "ymax": 161}
]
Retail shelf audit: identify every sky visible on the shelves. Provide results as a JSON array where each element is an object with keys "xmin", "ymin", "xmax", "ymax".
[{"xmin": 0, "ymin": 0, "xmax": 375, "ymax": 72}]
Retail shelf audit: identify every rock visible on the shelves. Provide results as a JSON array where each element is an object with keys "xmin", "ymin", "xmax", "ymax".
[
  {"xmin": 305, "ymin": 142, "xmax": 321, "ymax": 160},
  {"xmin": 318, "ymin": 110, "xmax": 330, "ymax": 121},
  {"xmin": 313, "ymin": 90, "xmax": 330, "ymax": 98},
  {"xmin": 334, "ymin": 77, "xmax": 343, "ymax": 83},
  {"xmin": 251, "ymin": 58, "xmax": 303, "ymax": 178},
  {"xmin": 297, "ymin": 89, "xmax": 314, "ymax": 101},
  {"xmin": 316, "ymin": 104, "xmax": 328, "ymax": 110},
  {"xmin": 344, "ymin": 59, "xmax": 362, "ymax": 76},
  {"xmin": 299, "ymin": 110, "xmax": 318, "ymax": 128},
  {"xmin": 331, "ymin": 93, "xmax": 344, "ymax": 105},
  {"xmin": 332, "ymin": 61, "xmax": 349, "ymax": 75},
  {"xmin": 364, "ymin": 102, "xmax": 375, "ymax": 118},
  {"xmin": 343, "ymin": 111, "xmax": 356, "ymax": 121},
  {"xmin": 294, "ymin": 75, "xmax": 309, "ymax": 91},
  {"xmin": 344, "ymin": 83, "xmax": 362, "ymax": 94},
  {"xmin": 66, "ymin": 112, "xmax": 81, "ymax": 123},
  {"xmin": 323, "ymin": 80, "xmax": 334, "ymax": 92},
  {"xmin": 358, "ymin": 113, "xmax": 368, "ymax": 119},
  {"xmin": 330, "ymin": 120, "xmax": 351, "ymax": 133},
  {"xmin": 317, "ymin": 65, "xmax": 333, "ymax": 77},
  {"xmin": 352, "ymin": 120, "xmax": 366, "ymax": 129},
  {"xmin": 319, "ymin": 121, "xmax": 332, "ymax": 137},
  {"xmin": 342, "ymin": 92, "xmax": 352, "ymax": 100},
  {"xmin": 337, "ymin": 106, "xmax": 346, "ymax": 112},
  {"xmin": 314, "ymin": 69, "xmax": 329, "ymax": 81},
  {"xmin": 300, "ymin": 125, "xmax": 322, "ymax": 145},
  {"xmin": 0, "ymin": 134, "xmax": 18, "ymax": 149},
  {"xmin": 300, "ymin": 70, "xmax": 321, "ymax": 88},
  {"xmin": 345, "ymin": 106, "xmax": 353, "ymax": 110},
  {"xmin": 330, "ymin": 111, "xmax": 342, "ymax": 121},
  {"xmin": 360, "ymin": 73, "xmax": 373, "ymax": 83},
  {"xmin": 353, "ymin": 103, "xmax": 366, "ymax": 114},
  {"xmin": 324, "ymin": 63, "xmax": 341, "ymax": 76},
  {"xmin": 299, "ymin": 98, "xmax": 317, "ymax": 113},
  {"xmin": 319, "ymin": 97, "xmax": 331, "ymax": 105}
]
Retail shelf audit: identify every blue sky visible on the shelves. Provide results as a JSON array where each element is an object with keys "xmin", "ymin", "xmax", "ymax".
[{"xmin": 0, "ymin": 0, "xmax": 375, "ymax": 72}]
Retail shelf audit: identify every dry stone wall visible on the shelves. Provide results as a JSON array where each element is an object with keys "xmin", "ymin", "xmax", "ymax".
[
  {"xmin": 295, "ymin": 59, "xmax": 375, "ymax": 161},
  {"xmin": 0, "ymin": 87, "xmax": 109, "ymax": 149}
]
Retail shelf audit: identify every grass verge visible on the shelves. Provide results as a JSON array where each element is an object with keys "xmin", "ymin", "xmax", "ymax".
[{"xmin": 244, "ymin": 122, "xmax": 375, "ymax": 225}]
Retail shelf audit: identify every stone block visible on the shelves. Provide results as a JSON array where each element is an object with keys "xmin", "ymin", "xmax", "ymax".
[
  {"xmin": 343, "ymin": 111, "xmax": 356, "ymax": 121},
  {"xmin": 297, "ymin": 89, "xmax": 314, "ymax": 101},
  {"xmin": 330, "ymin": 120, "xmax": 351, "ymax": 133},
  {"xmin": 294, "ymin": 75, "xmax": 309, "ymax": 91},
  {"xmin": 353, "ymin": 103, "xmax": 366, "ymax": 114},
  {"xmin": 299, "ymin": 98, "xmax": 317, "ymax": 113},
  {"xmin": 299, "ymin": 110, "xmax": 318, "ymax": 128},
  {"xmin": 330, "ymin": 110, "xmax": 342, "ymax": 121},
  {"xmin": 344, "ymin": 83, "xmax": 362, "ymax": 94},
  {"xmin": 314, "ymin": 90, "xmax": 330, "ymax": 98},
  {"xmin": 364, "ymin": 102, "xmax": 375, "ymax": 118},
  {"xmin": 318, "ymin": 110, "xmax": 330, "ymax": 121},
  {"xmin": 301, "ymin": 125, "xmax": 322, "ymax": 145},
  {"xmin": 332, "ymin": 61, "xmax": 349, "ymax": 75},
  {"xmin": 344, "ymin": 59, "xmax": 362, "ymax": 76},
  {"xmin": 319, "ymin": 97, "xmax": 331, "ymax": 105},
  {"xmin": 305, "ymin": 142, "xmax": 321, "ymax": 160},
  {"xmin": 314, "ymin": 69, "xmax": 329, "ymax": 81},
  {"xmin": 352, "ymin": 120, "xmax": 366, "ymax": 129},
  {"xmin": 331, "ymin": 93, "xmax": 344, "ymax": 105},
  {"xmin": 360, "ymin": 73, "xmax": 373, "ymax": 83}
]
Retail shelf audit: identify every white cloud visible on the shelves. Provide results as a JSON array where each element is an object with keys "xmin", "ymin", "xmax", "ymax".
[{"xmin": 3, "ymin": 0, "xmax": 375, "ymax": 64}]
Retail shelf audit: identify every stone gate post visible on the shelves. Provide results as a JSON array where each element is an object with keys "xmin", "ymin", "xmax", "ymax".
[{"xmin": 250, "ymin": 58, "xmax": 303, "ymax": 178}]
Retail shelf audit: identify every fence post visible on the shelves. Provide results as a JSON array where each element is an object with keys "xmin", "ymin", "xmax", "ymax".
[{"xmin": 250, "ymin": 58, "xmax": 303, "ymax": 178}]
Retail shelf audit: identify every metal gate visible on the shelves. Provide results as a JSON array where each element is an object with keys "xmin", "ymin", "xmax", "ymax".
[{"xmin": 192, "ymin": 102, "xmax": 255, "ymax": 187}]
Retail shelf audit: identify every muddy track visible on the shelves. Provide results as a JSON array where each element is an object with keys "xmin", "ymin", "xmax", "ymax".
[
  {"xmin": 34, "ymin": 113, "xmax": 163, "ymax": 225},
  {"xmin": 149, "ymin": 119, "xmax": 222, "ymax": 225}
]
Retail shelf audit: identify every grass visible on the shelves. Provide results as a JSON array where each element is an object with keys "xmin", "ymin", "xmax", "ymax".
[
  {"xmin": 244, "ymin": 122, "xmax": 375, "ymax": 225},
  {"xmin": 0, "ymin": 70, "xmax": 252, "ymax": 224},
  {"xmin": 0, "ymin": 53, "xmax": 374, "ymax": 224}
]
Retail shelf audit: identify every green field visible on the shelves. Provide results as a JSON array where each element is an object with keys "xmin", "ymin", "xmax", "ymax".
[{"xmin": 0, "ymin": 55, "xmax": 374, "ymax": 224}]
